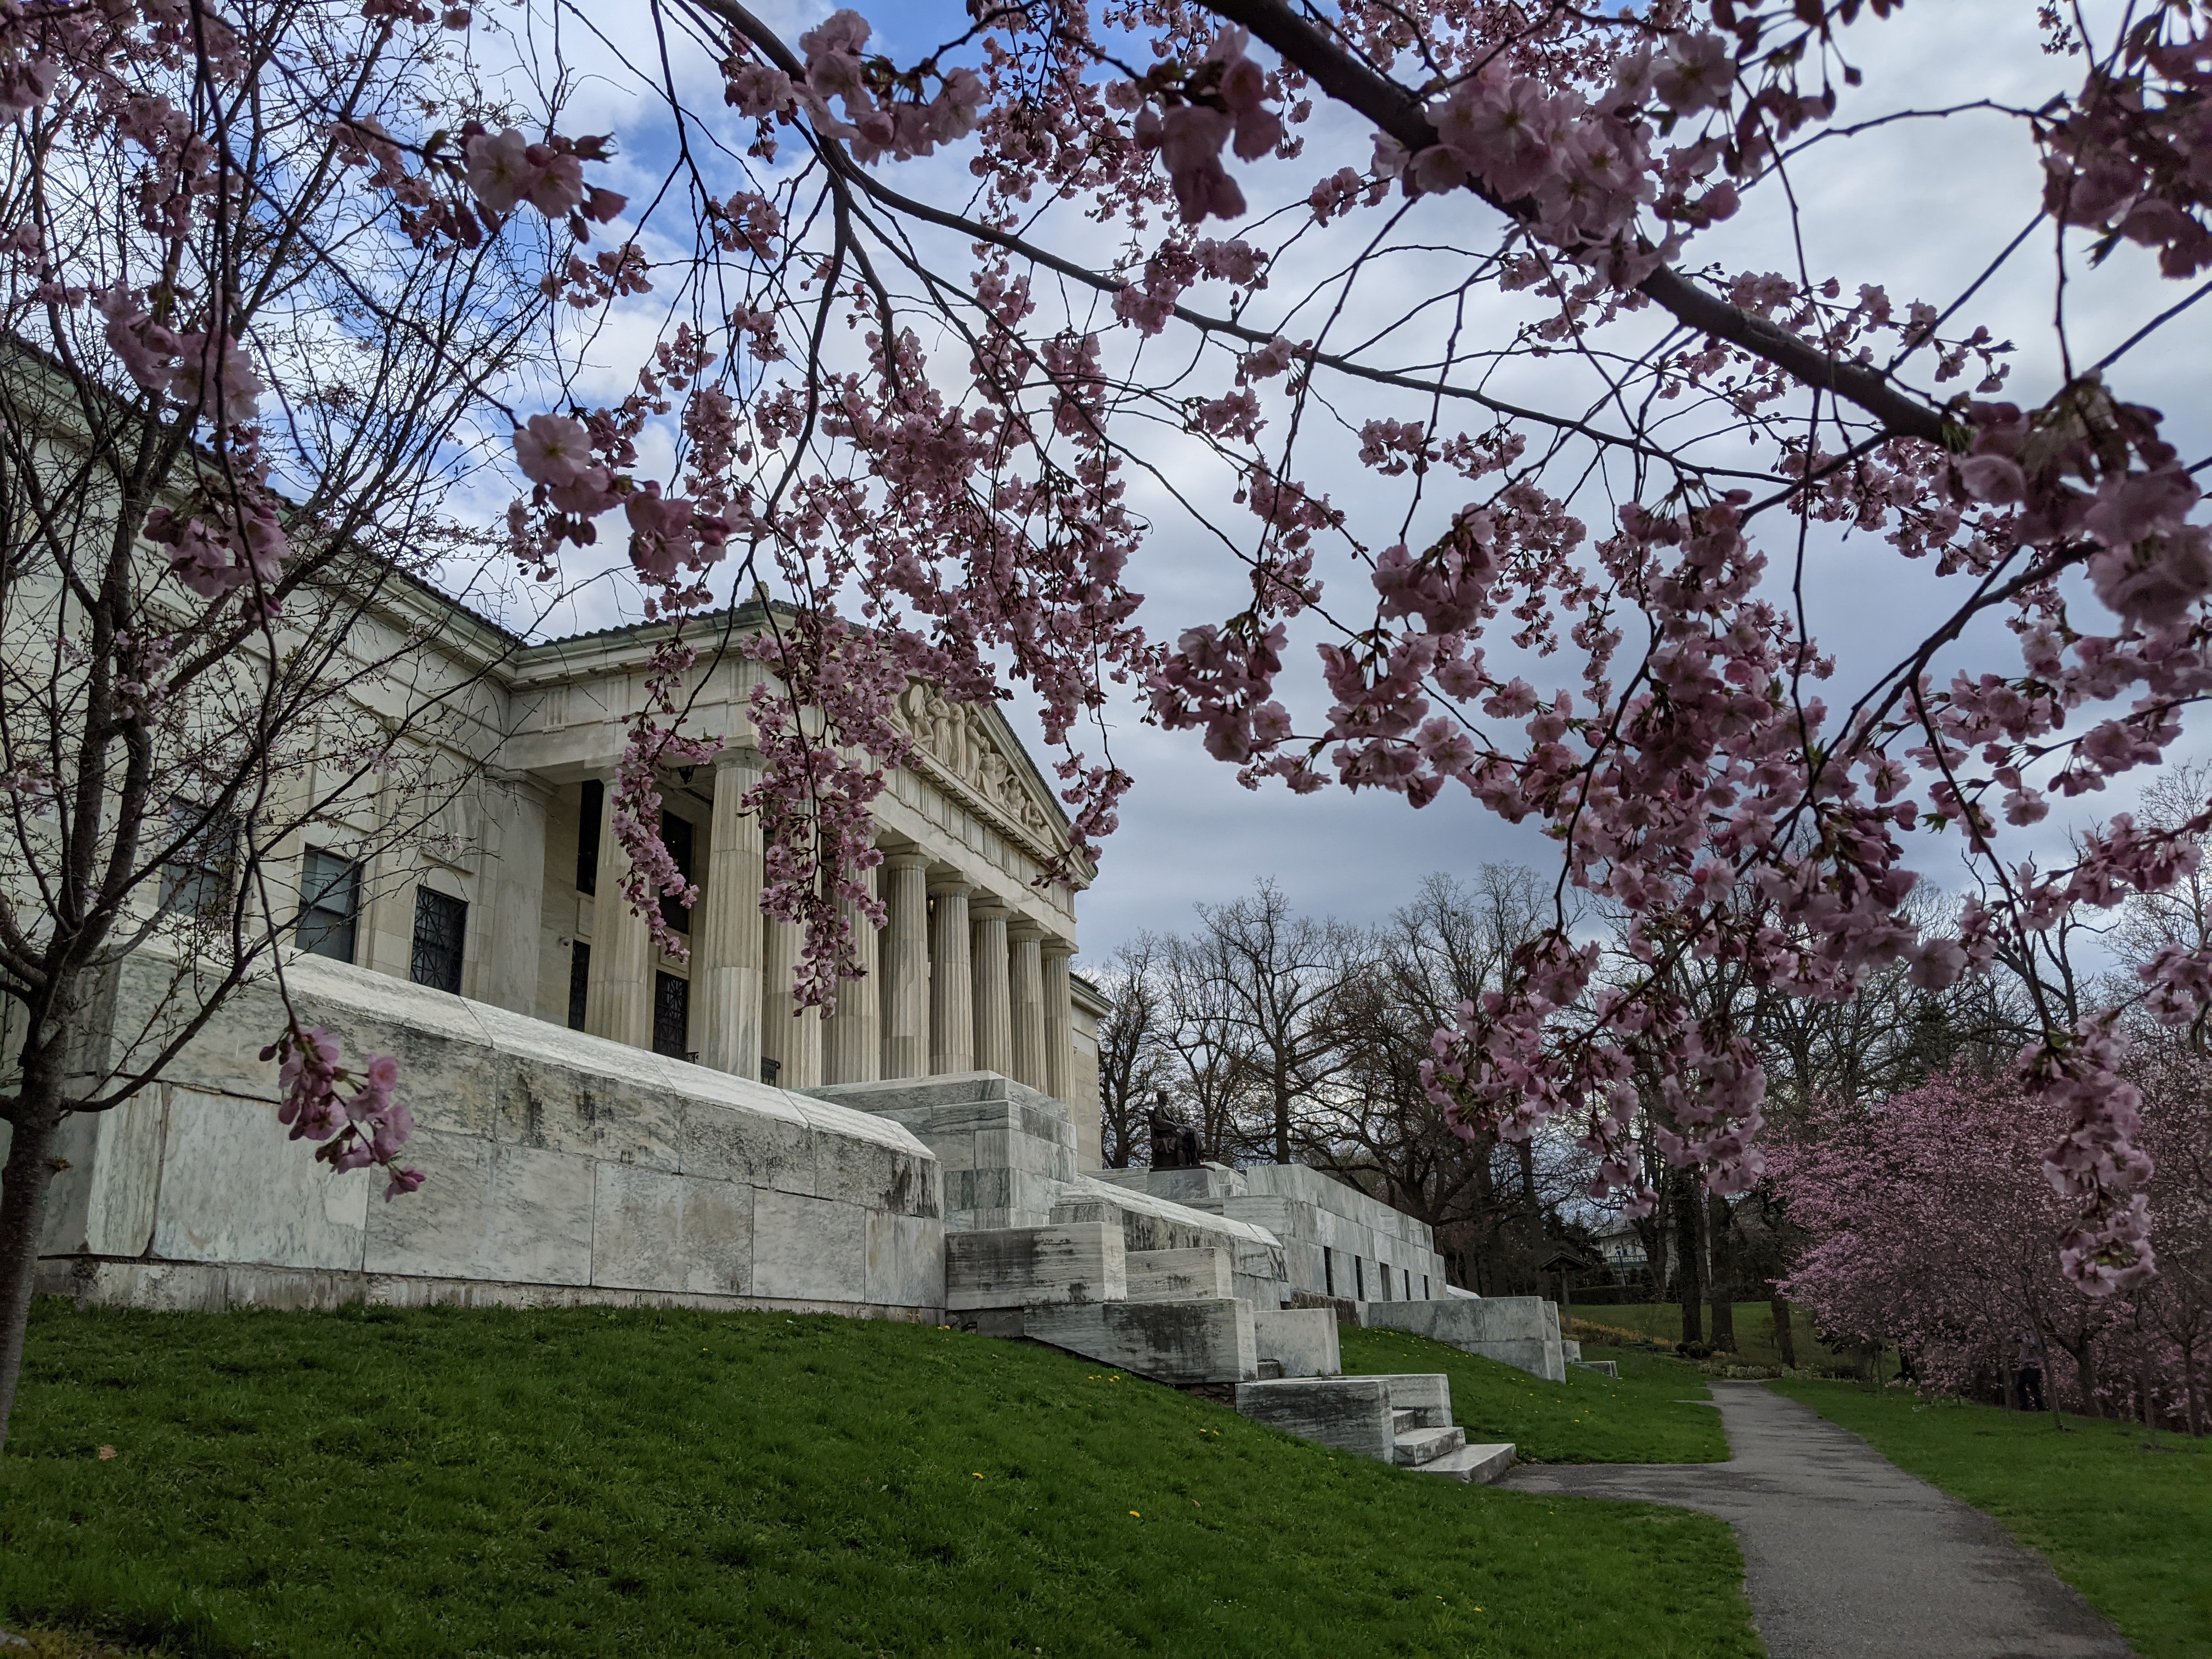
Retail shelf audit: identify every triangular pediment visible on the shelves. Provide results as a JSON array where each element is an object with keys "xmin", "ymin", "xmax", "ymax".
[{"xmin": 888, "ymin": 681, "xmax": 1072, "ymax": 861}]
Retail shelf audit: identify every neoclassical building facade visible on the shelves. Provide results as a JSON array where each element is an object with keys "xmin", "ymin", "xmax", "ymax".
[{"xmin": 291, "ymin": 595, "xmax": 1107, "ymax": 1167}]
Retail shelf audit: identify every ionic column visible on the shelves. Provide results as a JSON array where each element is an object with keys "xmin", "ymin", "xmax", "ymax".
[
  {"xmin": 970, "ymin": 900, "xmax": 1014, "ymax": 1078},
  {"xmin": 693, "ymin": 753, "xmax": 764, "ymax": 1079},
  {"xmin": 1008, "ymin": 923, "xmax": 1047, "ymax": 1091},
  {"xmin": 761, "ymin": 914, "xmax": 822, "ymax": 1087},
  {"xmin": 823, "ymin": 865, "xmax": 881, "ymax": 1085},
  {"xmin": 928, "ymin": 876, "xmax": 974, "ymax": 1074},
  {"xmin": 1042, "ymin": 939, "xmax": 1074, "ymax": 1102},
  {"xmin": 583, "ymin": 774, "xmax": 653, "ymax": 1049},
  {"xmin": 879, "ymin": 851, "xmax": 931, "ymax": 1079}
]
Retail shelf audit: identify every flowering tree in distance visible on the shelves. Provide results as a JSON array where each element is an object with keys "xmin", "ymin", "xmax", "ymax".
[
  {"xmin": 1779, "ymin": 1065, "xmax": 2212, "ymax": 1427},
  {"xmin": 7, "ymin": 0, "xmax": 2212, "ymax": 1440}
]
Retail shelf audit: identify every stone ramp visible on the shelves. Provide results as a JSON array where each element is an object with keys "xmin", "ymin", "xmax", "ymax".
[{"xmin": 1498, "ymin": 1383, "xmax": 2130, "ymax": 1659}]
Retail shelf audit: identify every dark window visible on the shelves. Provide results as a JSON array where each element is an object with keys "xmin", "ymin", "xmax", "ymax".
[
  {"xmin": 567, "ymin": 940, "xmax": 591, "ymax": 1030},
  {"xmin": 652, "ymin": 971, "xmax": 690, "ymax": 1059},
  {"xmin": 410, "ymin": 887, "xmax": 466, "ymax": 993},
  {"xmin": 760, "ymin": 1056, "xmax": 782, "ymax": 1085},
  {"xmin": 296, "ymin": 849, "xmax": 360, "ymax": 963},
  {"xmin": 1380, "ymin": 1261, "xmax": 1392, "ymax": 1301},
  {"xmin": 161, "ymin": 798, "xmax": 239, "ymax": 918},
  {"xmin": 1323, "ymin": 1248, "xmax": 1334, "ymax": 1297},
  {"xmin": 659, "ymin": 810, "xmax": 694, "ymax": 936},
  {"xmin": 575, "ymin": 779, "xmax": 603, "ymax": 894},
  {"xmin": 1423, "ymin": 1274, "xmax": 1430, "ymax": 1300},
  {"xmin": 1404, "ymin": 1268, "xmax": 1412, "ymax": 1300},
  {"xmin": 1353, "ymin": 1257, "xmax": 1364, "ymax": 1300}
]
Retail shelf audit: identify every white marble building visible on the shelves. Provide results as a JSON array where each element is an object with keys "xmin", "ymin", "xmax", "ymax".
[
  {"xmin": 12, "ymin": 581, "xmax": 1573, "ymax": 1385},
  {"xmin": 301, "ymin": 597, "xmax": 1109, "ymax": 1156}
]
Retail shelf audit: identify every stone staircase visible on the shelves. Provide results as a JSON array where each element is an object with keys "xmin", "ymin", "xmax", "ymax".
[{"xmin": 1233, "ymin": 1372, "xmax": 1516, "ymax": 1483}]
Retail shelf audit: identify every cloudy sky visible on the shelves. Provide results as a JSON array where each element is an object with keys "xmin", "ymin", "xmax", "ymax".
[{"xmin": 452, "ymin": 1, "xmax": 2212, "ymax": 968}]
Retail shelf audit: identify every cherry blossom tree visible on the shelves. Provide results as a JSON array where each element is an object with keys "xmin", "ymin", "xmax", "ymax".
[
  {"xmin": 9, "ymin": 0, "xmax": 2212, "ymax": 1440},
  {"xmin": 1778, "ymin": 1064, "xmax": 2212, "ymax": 1428}
]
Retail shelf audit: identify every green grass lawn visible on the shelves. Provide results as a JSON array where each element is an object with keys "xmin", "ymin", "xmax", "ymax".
[
  {"xmin": 1774, "ymin": 1380, "xmax": 2211, "ymax": 1659},
  {"xmin": 1, "ymin": 1300, "xmax": 1759, "ymax": 1659},
  {"xmin": 1568, "ymin": 1301, "xmax": 1845, "ymax": 1370},
  {"xmin": 1339, "ymin": 1328, "xmax": 1728, "ymax": 1464}
]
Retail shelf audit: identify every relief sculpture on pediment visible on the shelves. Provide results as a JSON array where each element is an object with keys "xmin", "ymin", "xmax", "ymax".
[{"xmin": 890, "ymin": 681, "xmax": 1058, "ymax": 847}]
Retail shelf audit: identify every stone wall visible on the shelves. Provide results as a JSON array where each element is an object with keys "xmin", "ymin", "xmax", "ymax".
[
  {"xmin": 13, "ymin": 954, "xmax": 945, "ymax": 1318},
  {"xmin": 1091, "ymin": 1163, "xmax": 1448, "ymax": 1306}
]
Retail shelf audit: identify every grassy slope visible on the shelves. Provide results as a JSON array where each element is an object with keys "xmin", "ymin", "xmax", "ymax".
[
  {"xmin": 1774, "ymin": 1380, "xmax": 2211, "ymax": 1659},
  {"xmin": 1568, "ymin": 1302, "xmax": 1839, "ymax": 1370},
  {"xmin": 1339, "ymin": 1328, "xmax": 1729, "ymax": 1464},
  {"xmin": 2, "ymin": 1301, "xmax": 1759, "ymax": 1659}
]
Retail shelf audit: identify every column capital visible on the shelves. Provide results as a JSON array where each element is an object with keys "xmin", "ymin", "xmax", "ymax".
[
  {"xmin": 927, "ymin": 872, "xmax": 974, "ymax": 898},
  {"xmin": 1007, "ymin": 918, "xmax": 1045, "ymax": 943},
  {"xmin": 882, "ymin": 847, "xmax": 931, "ymax": 872},
  {"xmin": 710, "ymin": 745, "xmax": 765, "ymax": 773},
  {"xmin": 970, "ymin": 897, "xmax": 1013, "ymax": 922},
  {"xmin": 1040, "ymin": 935, "xmax": 1075, "ymax": 960}
]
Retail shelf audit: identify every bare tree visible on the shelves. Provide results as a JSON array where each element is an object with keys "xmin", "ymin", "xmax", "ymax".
[
  {"xmin": 1089, "ymin": 937, "xmax": 1172, "ymax": 1168},
  {"xmin": 1187, "ymin": 878, "xmax": 1359, "ymax": 1166}
]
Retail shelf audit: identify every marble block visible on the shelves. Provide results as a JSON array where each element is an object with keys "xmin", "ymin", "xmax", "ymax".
[
  {"xmin": 1125, "ymin": 1247, "xmax": 1233, "ymax": 1302},
  {"xmin": 1362, "ymin": 1297, "xmax": 1567, "ymax": 1383},
  {"xmin": 1234, "ymin": 1376, "xmax": 1394, "ymax": 1462},
  {"xmin": 363, "ymin": 1127, "xmax": 593, "ymax": 1284},
  {"xmin": 867, "ymin": 1209, "xmax": 946, "ymax": 1310},
  {"xmin": 944, "ymin": 1221, "xmax": 1125, "ymax": 1310},
  {"xmin": 751, "ymin": 1187, "xmax": 870, "ymax": 1302},
  {"xmin": 1024, "ymin": 1296, "xmax": 1257, "ymax": 1385},
  {"xmin": 591, "ymin": 1163, "xmax": 753, "ymax": 1295},
  {"xmin": 1252, "ymin": 1307, "xmax": 1341, "ymax": 1378},
  {"xmin": 154, "ymin": 1088, "xmax": 370, "ymax": 1271},
  {"xmin": 37, "ymin": 1087, "xmax": 166, "ymax": 1257}
]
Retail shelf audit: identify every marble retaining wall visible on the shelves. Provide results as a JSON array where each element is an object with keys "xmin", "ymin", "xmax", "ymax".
[
  {"xmin": 14, "ymin": 955, "xmax": 945, "ymax": 1318},
  {"xmin": 1091, "ymin": 1163, "xmax": 1448, "ymax": 1307}
]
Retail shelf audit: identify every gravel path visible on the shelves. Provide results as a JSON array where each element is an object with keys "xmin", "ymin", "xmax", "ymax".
[{"xmin": 1497, "ymin": 1381, "xmax": 2131, "ymax": 1659}]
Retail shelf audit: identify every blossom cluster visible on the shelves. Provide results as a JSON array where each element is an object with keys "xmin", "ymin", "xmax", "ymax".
[{"xmin": 261, "ymin": 1026, "xmax": 425, "ymax": 1201}]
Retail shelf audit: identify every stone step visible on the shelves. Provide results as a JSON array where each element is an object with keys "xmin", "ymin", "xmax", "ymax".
[
  {"xmin": 1571, "ymin": 1359, "xmax": 1620, "ymax": 1378},
  {"xmin": 1391, "ymin": 1408, "xmax": 1418, "ymax": 1434},
  {"xmin": 1392, "ymin": 1424, "xmax": 1466, "ymax": 1465},
  {"xmin": 1407, "ymin": 1442, "xmax": 1517, "ymax": 1484},
  {"xmin": 1256, "ymin": 1358, "xmax": 1285, "ymax": 1380}
]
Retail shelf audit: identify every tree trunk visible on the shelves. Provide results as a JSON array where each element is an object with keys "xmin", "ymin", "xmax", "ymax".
[
  {"xmin": 1674, "ymin": 1175, "xmax": 1704, "ymax": 1346},
  {"xmin": 2183, "ymin": 1346, "xmax": 2203, "ymax": 1438},
  {"xmin": 0, "ymin": 1095, "xmax": 64, "ymax": 1458},
  {"xmin": 1770, "ymin": 1290, "xmax": 1798, "ymax": 1369},
  {"xmin": 1274, "ymin": 1065, "xmax": 1290, "ymax": 1166},
  {"xmin": 1706, "ymin": 1192, "xmax": 1736, "ymax": 1352}
]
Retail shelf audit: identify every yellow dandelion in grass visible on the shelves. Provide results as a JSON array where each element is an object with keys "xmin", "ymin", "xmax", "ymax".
[
  {"xmin": 973, "ymin": 1472, "xmax": 986, "ymax": 1479},
  {"xmin": 1130, "ymin": 1510, "xmax": 1141, "ymax": 1517}
]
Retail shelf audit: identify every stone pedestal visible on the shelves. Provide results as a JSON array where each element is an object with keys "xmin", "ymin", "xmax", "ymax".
[
  {"xmin": 927, "ymin": 877, "xmax": 973, "ymax": 1074},
  {"xmin": 761, "ymin": 916, "xmax": 822, "ymax": 1088},
  {"xmin": 970, "ymin": 903, "xmax": 1013, "ymax": 1077},
  {"xmin": 582, "ymin": 777, "xmax": 652, "ymax": 1050},
  {"xmin": 1008, "ymin": 925, "xmax": 1046, "ymax": 1091},
  {"xmin": 1042, "ymin": 941, "xmax": 1073, "ymax": 1103},
  {"xmin": 879, "ymin": 852, "xmax": 930, "ymax": 1080},
  {"xmin": 694, "ymin": 754, "xmax": 764, "ymax": 1079},
  {"xmin": 823, "ymin": 867, "xmax": 881, "ymax": 1085}
]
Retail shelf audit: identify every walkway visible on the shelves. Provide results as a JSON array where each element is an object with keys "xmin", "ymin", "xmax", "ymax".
[{"xmin": 1497, "ymin": 1382, "xmax": 2131, "ymax": 1659}]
